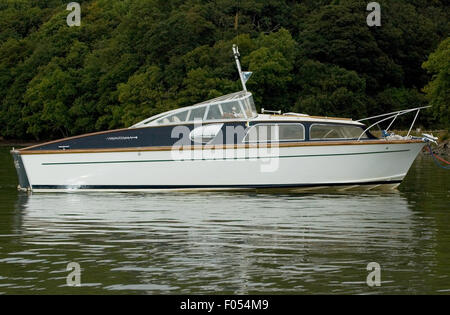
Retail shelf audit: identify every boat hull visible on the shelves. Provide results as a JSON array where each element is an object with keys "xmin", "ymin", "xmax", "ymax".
[{"xmin": 13, "ymin": 141, "xmax": 425, "ymax": 192}]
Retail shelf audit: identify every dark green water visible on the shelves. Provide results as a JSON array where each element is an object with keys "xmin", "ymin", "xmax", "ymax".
[{"xmin": 0, "ymin": 146, "xmax": 449, "ymax": 294}]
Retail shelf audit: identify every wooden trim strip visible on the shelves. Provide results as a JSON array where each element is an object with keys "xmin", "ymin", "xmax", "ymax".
[
  {"xmin": 19, "ymin": 139, "xmax": 424, "ymax": 155},
  {"xmin": 270, "ymin": 114, "xmax": 353, "ymax": 121}
]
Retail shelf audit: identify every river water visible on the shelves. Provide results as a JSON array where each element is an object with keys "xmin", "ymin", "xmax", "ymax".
[{"xmin": 0, "ymin": 146, "xmax": 449, "ymax": 294}]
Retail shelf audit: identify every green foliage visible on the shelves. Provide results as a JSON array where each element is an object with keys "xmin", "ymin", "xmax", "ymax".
[
  {"xmin": 116, "ymin": 65, "xmax": 171, "ymax": 127},
  {"xmin": 23, "ymin": 61, "xmax": 76, "ymax": 139},
  {"xmin": 375, "ymin": 87, "xmax": 429, "ymax": 128},
  {"xmin": 423, "ymin": 37, "xmax": 450, "ymax": 129},
  {"xmin": 244, "ymin": 28, "xmax": 298, "ymax": 111},
  {"xmin": 0, "ymin": 0, "xmax": 448, "ymax": 140},
  {"xmin": 293, "ymin": 60, "xmax": 368, "ymax": 119},
  {"xmin": 298, "ymin": 1, "xmax": 401, "ymax": 93}
]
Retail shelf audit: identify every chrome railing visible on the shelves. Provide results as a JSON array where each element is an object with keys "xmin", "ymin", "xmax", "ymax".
[{"xmin": 356, "ymin": 106, "xmax": 431, "ymax": 141}]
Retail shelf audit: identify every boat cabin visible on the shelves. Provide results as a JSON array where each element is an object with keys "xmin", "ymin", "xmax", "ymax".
[
  {"xmin": 128, "ymin": 90, "xmax": 373, "ymax": 146},
  {"xmin": 20, "ymin": 90, "xmax": 374, "ymax": 152}
]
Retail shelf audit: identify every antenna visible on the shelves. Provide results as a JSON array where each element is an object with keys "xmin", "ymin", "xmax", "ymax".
[{"xmin": 232, "ymin": 44, "xmax": 247, "ymax": 92}]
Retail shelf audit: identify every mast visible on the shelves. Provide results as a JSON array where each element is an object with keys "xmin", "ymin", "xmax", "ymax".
[{"xmin": 232, "ymin": 44, "xmax": 247, "ymax": 92}]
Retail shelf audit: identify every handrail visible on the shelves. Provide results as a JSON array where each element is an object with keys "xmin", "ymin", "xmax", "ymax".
[
  {"xmin": 407, "ymin": 109, "xmax": 420, "ymax": 137},
  {"xmin": 385, "ymin": 112, "xmax": 399, "ymax": 132},
  {"xmin": 357, "ymin": 106, "xmax": 431, "ymax": 141},
  {"xmin": 357, "ymin": 106, "xmax": 430, "ymax": 122},
  {"xmin": 357, "ymin": 114, "xmax": 403, "ymax": 141}
]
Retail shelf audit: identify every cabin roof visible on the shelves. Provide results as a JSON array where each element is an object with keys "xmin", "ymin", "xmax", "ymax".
[
  {"xmin": 193, "ymin": 91, "xmax": 249, "ymax": 105},
  {"xmin": 130, "ymin": 91, "xmax": 362, "ymax": 128}
]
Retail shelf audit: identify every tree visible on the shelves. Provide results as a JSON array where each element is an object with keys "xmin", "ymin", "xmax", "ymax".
[
  {"xmin": 375, "ymin": 87, "xmax": 428, "ymax": 128},
  {"xmin": 22, "ymin": 61, "xmax": 77, "ymax": 139},
  {"xmin": 244, "ymin": 28, "xmax": 298, "ymax": 111},
  {"xmin": 297, "ymin": 1, "xmax": 403, "ymax": 94},
  {"xmin": 293, "ymin": 60, "xmax": 368, "ymax": 119},
  {"xmin": 0, "ymin": 0, "xmax": 448, "ymax": 140},
  {"xmin": 423, "ymin": 37, "xmax": 450, "ymax": 128},
  {"xmin": 116, "ymin": 65, "xmax": 172, "ymax": 127}
]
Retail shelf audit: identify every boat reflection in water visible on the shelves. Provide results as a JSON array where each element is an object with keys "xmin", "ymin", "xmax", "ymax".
[{"xmin": 6, "ymin": 189, "xmax": 438, "ymax": 294}]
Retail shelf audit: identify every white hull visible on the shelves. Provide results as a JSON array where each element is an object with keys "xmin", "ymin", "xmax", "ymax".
[{"xmin": 17, "ymin": 142, "xmax": 425, "ymax": 192}]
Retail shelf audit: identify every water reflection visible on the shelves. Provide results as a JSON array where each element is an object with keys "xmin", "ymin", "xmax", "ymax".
[{"xmin": 0, "ymin": 190, "xmax": 440, "ymax": 294}]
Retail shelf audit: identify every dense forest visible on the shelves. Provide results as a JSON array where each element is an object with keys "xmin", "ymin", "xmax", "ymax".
[{"xmin": 0, "ymin": 0, "xmax": 448, "ymax": 140}]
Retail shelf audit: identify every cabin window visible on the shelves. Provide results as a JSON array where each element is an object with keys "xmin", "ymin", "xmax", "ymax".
[
  {"xmin": 279, "ymin": 124, "xmax": 306, "ymax": 141},
  {"xmin": 243, "ymin": 96, "xmax": 257, "ymax": 118},
  {"xmin": 206, "ymin": 104, "xmax": 223, "ymax": 120},
  {"xmin": 166, "ymin": 111, "xmax": 188, "ymax": 123},
  {"xmin": 189, "ymin": 106, "xmax": 207, "ymax": 121},
  {"xmin": 243, "ymin": 124, "xmax": 305, "ymax": 143},
  {"xmin": 155, "ymin": 110, "xmax": 189, "ymax": 125},
  {"xmin": 310, "ymin": 124, "xmax": 367, "ymax": 140},
  {"xmin": 221, "ymin": 102, "xmax": 245, "ymax": 119},
  {"xmin": 144, "ymin": 116, "xmax": 163, "ymax": 125},
  {"xmin": 244, "ymin": 125, "xmax": 272, "ymax": 143}
]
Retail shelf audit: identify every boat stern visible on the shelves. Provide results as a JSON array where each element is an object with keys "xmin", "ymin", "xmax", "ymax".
[{"xmin": 11, "ymin": 149, "xmax": 31, "ymax": 191}]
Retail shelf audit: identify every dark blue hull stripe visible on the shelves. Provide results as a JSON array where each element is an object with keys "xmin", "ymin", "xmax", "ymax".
[
  {"xmin": 41, "ymin": 149, "xmax": 411, "ymax": 165},
  {"xmin": 32, "ymin": 181, "xmax": 403, "ymax": 190}
]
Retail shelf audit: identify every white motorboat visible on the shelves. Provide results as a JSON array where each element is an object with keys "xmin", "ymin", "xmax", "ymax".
[{"xmin": 11, "ymin": 45, "xmax": 433, "ymax": 192}]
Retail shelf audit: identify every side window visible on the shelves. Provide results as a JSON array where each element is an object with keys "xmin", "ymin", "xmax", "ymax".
[
  {"xmin": 310, "ymin": 124, "xmax": 366, "ymax": 140},
  {"xmin": 243, "ymin": 124, "xmax": 304, "ymax": 143},
  {"xmin": 341, "ymin": 125, "xmax": 367, "ymax": 139},
  {"xmin": 189, "ymin": 106, "xmax": 206, "ymax": 121},
  {"xmin": 243, "ymin": 96, "xmax": 257, "ymax": 118},
  {"xmin": 206, "ymin": 104, "xmax": 222, "ymax": 120},
  {"xmin": 166, "ymin": 110, "xmax": 188, "ymax": 123},
  {"xmin": 155, "ymin": 110, "xmax": 189, "ymax": 125},
  {"xmin": 244, "ymin": 125, "xmax": 273, "ymax": 143},
  {"xmin": 279, "ymin": 124, "xmax": 304, "ymax": 141},
  {"xmin": 244, "ymin": 125, "xmax": 258, "ymax": 142},
  {"xmin": 221, "ymin": 102, "xmax": 244, "ymax": 119}
]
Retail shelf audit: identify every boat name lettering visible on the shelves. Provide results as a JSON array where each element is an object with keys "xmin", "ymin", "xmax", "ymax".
[{"xmin": 106, "ymin": 136, "xmax": 138, "ymax": 141}]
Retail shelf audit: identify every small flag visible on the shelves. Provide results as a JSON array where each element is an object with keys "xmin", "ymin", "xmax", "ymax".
[{"xmin": 242, "ymin": 71, "xmax": 252, "ymax": 83}]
